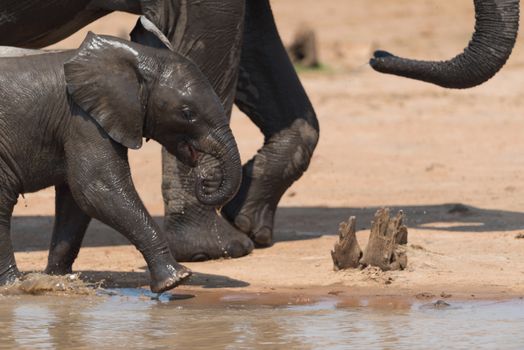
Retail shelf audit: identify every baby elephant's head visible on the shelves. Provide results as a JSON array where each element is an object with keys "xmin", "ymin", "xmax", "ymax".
[{"xmin": 64, "ymin": 30, "xmax": 241, "ymax": 207}]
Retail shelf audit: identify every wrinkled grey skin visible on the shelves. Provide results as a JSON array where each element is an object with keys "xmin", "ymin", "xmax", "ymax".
[
  {"xmin": 0, "ymin": 30, "xmax": 243, "ymax": 292},
  {"xmin": 0, "ymin": 0, "xmax": 320, "ymax": 262},
  {"xmin": 371, "ymin": 0, "xmax": 520, "ymax": 89}
]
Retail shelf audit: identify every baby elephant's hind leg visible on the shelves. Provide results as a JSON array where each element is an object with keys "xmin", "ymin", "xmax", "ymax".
[
  {"xmin": 45, "ymin": 184, "xmax": 91, "ymax": 275},
  {"xmin": 0, "ymin": 191, "xmax": 19, "ymax": 285}
]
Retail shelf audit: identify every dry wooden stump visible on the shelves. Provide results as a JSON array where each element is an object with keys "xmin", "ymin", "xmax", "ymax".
[
  {"xmin": 360, "ymin": 209, "xmax": 408, "ymax": 271},
  {"xmin": 331, "ymin": 208, "xmax": 408, "ymax": 271}
]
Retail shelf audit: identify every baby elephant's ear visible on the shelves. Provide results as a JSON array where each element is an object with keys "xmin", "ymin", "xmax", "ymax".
[{"xmin": 64, "ymin": 32, "xmax": 147, "ymax": 149}]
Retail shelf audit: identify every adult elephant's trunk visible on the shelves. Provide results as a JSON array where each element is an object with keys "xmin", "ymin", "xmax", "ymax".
[
  {"xmin": 370, "ymin": 0, "xmax": 519, "ymax": 89},
  {"xmin": 194, "ymin": 125, "xmax": 242, "ymax": 207}
]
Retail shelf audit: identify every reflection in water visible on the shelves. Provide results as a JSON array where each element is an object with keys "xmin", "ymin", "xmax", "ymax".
[
  {"xmin": 12, "ymin": 305, "xmax": 56, "ymax": 349},
  {"xmin": 0, "ymin": 292, "xmax": 523, "ymax": 349}
]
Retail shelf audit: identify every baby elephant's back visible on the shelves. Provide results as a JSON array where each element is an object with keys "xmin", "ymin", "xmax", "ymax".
[
  {"xmin": 0, "ymin": 48, "xmax": 72, "ymax": 77},
  {"xmin": 0, "ymin": 50, "xmax": 73, "ymax": 108},
  {"xmin": 0, "ymin": 50, "xmax": 75, "ymax": 193}
]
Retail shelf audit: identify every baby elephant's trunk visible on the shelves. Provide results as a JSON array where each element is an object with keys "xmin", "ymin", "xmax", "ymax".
[{"xmin": 195, "ymin": 125, "xmax": 242, "ymax": 207}]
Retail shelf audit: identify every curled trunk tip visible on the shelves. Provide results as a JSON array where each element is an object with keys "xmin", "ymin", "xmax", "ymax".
[{"xmin": 194, "ymin": 126, "xmax": 242, "ymax": 207}]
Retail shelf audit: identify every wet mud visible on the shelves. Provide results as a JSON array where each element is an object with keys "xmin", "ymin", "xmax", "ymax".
[{"xmin": 1, "ymin": 273, "xmax": 97, "ymax": 296}]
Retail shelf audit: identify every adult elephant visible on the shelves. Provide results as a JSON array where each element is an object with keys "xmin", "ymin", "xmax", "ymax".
[
  {"xmin": 371, "ymin": 0, "xmax": 520, "ymax": 89},
  {"xmin": 0, "ymin": 0, "xmax": 319, "ymax": 262}
]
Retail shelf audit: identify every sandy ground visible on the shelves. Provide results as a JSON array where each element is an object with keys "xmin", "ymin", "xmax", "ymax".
[{"xmin": 9, "ymin": 0, "xmax": 524, "ymax": 300}]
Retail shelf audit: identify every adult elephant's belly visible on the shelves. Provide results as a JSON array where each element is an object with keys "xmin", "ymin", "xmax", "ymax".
[{"xmin": 0, "ymin": 0, "xmax": 108, "ymax": 48}]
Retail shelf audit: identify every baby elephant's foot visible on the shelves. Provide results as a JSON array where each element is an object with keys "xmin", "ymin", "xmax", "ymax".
[
  {"xmin": 44, "ymin": 263, "xmax": 73, "ymax": 276},
  {"xmin": 45, "ymin": 241, "xmax": 81, "ymax": 276},
  {"xmin": 0, "ymin": 265, "xmax": 21, "ymax": 286},
  {"xmin": 164, "ymin": 208, "xmax": 254, "ymax": 262},
  {"xmin": 149, "ymin": 262, "xmax": 192, "ymax": 294}
]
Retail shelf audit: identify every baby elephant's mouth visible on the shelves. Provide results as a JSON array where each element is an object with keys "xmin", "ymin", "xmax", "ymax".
[{"xmin": 175, "ymin": 140, "xmax": 200, "ymax": 167}]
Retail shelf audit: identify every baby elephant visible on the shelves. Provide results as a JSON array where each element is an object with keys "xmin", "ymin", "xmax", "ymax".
[{"xmin": 0, "ymin": 31, "xmax": 242, "ymax": 292}]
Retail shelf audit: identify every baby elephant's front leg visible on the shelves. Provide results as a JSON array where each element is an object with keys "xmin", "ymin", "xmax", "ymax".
[{"xmin": 66, "ymin": 146, "xmax": 191, "ymax": 293}]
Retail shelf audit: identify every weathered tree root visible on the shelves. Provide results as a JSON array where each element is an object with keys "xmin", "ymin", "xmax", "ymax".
[
  {"xmin": 331, "ymin": 208, "xmax": 408, "ymax": 271},
  {"xmin": 331, "ymin": 217, "xmax": 363, "ymax": 270}
]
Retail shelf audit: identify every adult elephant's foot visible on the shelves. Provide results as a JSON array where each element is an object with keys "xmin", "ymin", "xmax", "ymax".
[
  {"xmin": 223, "ymin": 174, "xmax": 278, "ymax": 248},
  {"xmin": 164, "ymin": 205, "xmax": 254, "ymax": 262},
  {"xmin": 162, "ymin": 148, "xmax": 254, "ymax": 262},
  {"xmin": 0, "ymin": 265, "xmax": 20, "ymax": 286},
  {"xmin": 149, "ymin": 261, "xmax": 192, "ymax": 294},
  {"xmin": 223, "ymin": 120, "xmax": 319, "ymax": 247}
]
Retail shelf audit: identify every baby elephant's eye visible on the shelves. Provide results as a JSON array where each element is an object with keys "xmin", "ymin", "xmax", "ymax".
[{"xmin": 181, "ymin": 106, "xmax": 195, "ymax": 122}]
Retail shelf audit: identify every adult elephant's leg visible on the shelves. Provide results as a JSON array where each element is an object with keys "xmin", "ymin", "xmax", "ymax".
[
  {"xmin": 148, "ymin": 0, "xmax": 254, "ymax": 262},
  {"xmin": 222, "ymin": 0, "xmax": 319, "ymax": 246},
  {"xmin": 162, "ymin": 150, "xmax": 253, "ymax": 262},
  {"xmin": 45, "ymin": 184, "xmax": 91, "ymax": 275}
]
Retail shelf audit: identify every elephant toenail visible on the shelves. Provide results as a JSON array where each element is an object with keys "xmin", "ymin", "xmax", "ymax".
[
  {"xmin": 253, "ymin": 227, "xmax": 273, "ymax": 247},
  {"xmin": 234, "ymin": 214, "xmax": 252, "ymax": 233},
  {"xmin": 225, "ymin": 240, "xmax": 247, "ymax": 258},
  {"xmin": 243, "ymin": 238, "xmax": 255, "ymax": 252},
  {"xmin": 191, "ymin": 253, "xmax": 211, "ymax": 262}
]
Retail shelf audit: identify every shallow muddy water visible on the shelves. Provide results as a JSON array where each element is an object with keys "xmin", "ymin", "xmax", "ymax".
[{"xmin": 0, "ymin": 290, "xmax": 523, "ymax": 349}]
